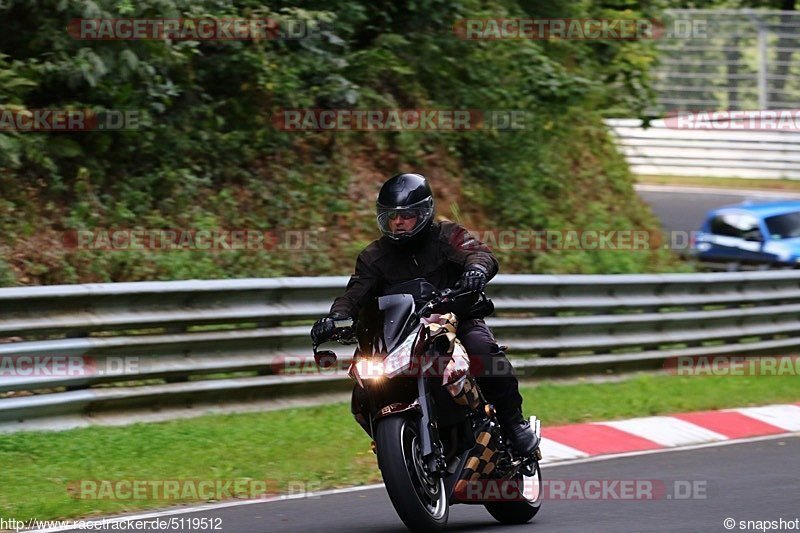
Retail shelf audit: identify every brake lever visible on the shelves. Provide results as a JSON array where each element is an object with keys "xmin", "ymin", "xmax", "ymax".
[
  {"xmin": 312, "ymin": 317, "xmax": 357, "ymax": 368},
  {"xmin": 438, "ymin": 286, "xmax": 479, "ymax": 304},
  {"xmin": 419, "ymin": 287, "xmax": 460, "ymax": 317},
  {"xmin": 313, "ymin": 348, "xmax": 337, "ymax": 369}
]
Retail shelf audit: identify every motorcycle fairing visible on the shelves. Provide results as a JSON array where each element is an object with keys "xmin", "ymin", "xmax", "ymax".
[{"xmin": 378, "ymin": 293, "xmax": 416, "ymax": 352}]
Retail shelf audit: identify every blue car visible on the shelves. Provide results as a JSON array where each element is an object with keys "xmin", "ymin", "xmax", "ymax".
[{"xmin": 694, "ymin": 201, "xmax": 800, "ymax": 269}]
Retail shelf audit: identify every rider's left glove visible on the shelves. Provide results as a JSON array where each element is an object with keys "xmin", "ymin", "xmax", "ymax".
[
  {"xmin": 457, "ymin": 268, "xmax": 487, "ymax": 292},
  {"xmin": 311, "ymin": 313, "xmax": 351, "ymax": 345}
]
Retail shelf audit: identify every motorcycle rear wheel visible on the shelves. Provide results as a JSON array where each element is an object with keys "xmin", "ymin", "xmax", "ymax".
[{"xmin": 375, "ymin": 416, "xmax": 449, "ymax": 532}]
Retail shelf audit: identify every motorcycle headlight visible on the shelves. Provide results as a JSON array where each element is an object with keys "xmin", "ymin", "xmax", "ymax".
[
  {"xmin": 383, "ymin": 331, "xmax": 418, "ymax": 378},
  {"xmin": 353, "ymin": 358, "xmax": 385, "ymax": 381}
]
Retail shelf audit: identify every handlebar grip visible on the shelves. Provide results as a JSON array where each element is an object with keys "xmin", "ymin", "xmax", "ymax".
[{"xmin": 331, "ymin": 318, "xmax": 354, "ymax": 329}]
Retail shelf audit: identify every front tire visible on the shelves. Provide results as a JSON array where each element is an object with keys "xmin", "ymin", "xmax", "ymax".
[
  {"xmin": 375, "ymin": 416, "xmax": 449, "ymax": 532},
  {"xmin": 484, "ymin": 460, "xmax": 543, "ymax": 524}
]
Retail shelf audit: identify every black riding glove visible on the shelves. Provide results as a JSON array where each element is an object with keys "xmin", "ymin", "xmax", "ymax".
[
  {"xmin": 311, "ymin": 313, "xmax": 351, "ymax": 345},
  {"xmin": 457, "ymin": 268, "xmax": 487, "ymax": 292}
]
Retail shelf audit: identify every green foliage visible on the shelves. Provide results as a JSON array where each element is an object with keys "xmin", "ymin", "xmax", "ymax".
[
  {"xmin": 0, "ymin": 0, "xmax": 685, "ymax": 284},
  {"xmin": 0, "ymin": 258, "xmax": 15, "ymax": 286}
]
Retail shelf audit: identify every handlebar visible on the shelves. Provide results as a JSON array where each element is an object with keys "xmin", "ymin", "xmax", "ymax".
[
  {"xmin": 416, "ymin": 286, "xmax": 478, "ymax": 318},
  {"xmin": 311, "ymin": 287, "xmax": 485, "ymax": 368}
]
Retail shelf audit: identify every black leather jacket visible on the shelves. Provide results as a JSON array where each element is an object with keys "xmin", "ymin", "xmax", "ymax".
[{"xmin": 330, "ymin": 221, "xmax": 498, "ymax": 318}]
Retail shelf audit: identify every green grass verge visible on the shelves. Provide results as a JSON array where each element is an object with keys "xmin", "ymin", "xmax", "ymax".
[
  {"xmin": 637, "ymin": 175, "xmax": 800, "ymax": 192},
  {"xmin": 2, "ymin": 374, "xmax": 798, "ymax": 520}
]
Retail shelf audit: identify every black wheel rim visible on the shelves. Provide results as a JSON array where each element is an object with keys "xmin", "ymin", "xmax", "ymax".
[{"xmin": 399, "ymin": 420, "xmax": 447, "ymax": 519}]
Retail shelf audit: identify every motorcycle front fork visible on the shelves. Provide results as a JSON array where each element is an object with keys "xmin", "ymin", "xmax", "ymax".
[{"xmin": 416, "ymin": 375, "xmax": 446, "ymax": 476}]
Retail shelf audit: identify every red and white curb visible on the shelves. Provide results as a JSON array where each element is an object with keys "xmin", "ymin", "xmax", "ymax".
[{"xmin": 538, "ymin": 401, "xmax": 800, "ymax": 464}]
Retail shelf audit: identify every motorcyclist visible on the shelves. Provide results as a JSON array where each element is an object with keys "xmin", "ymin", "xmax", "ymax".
[{"xmin": 311, "ymin": 172, "xmax": 538, "ymax": 455}]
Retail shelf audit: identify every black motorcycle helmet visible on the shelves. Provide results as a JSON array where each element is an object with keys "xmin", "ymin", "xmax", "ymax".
[{"xmin": 376, "ymin": 173, "xmax": 435, "ymax": 241}]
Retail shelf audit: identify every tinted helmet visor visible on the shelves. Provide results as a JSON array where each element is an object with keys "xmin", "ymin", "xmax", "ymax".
[{"xmin": 376, "ymin": 197, "xmax": 434, "ymax": 240}]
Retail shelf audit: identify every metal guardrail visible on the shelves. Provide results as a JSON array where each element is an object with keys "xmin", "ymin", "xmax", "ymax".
[
  {"xmin": 2, "ymin": 272, "xmax": 800, "ymax": 428},
  {"xmin": 607, "ymin": 118, "xmax": 800, "ymax": 179}
]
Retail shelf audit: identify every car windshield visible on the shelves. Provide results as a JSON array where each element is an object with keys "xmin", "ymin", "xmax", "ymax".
[{"xmin": 764, "ymin": 211, "xmax": 800, "ymax": 239}]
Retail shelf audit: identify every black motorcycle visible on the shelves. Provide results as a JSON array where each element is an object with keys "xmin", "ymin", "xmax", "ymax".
[{"xmin": 312, "ymin": 279, "xmax": 542, "ymax": 531}]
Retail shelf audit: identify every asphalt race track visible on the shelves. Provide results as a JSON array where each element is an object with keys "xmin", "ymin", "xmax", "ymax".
[
  {"xmin": 45, "ymin": 435, "xmax": 799, "ymax": 533},
  {"xmin": 635, "ymin": 185, "xmax": 800, "ymax": 234}
]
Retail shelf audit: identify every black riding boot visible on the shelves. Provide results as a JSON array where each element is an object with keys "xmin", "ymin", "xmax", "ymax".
[
  {"xmin": 476, "ymin": 347, "xmax": 538, "ymax": 456},
  {"xmin": 457, "ymin": 319, "xmax": 538, "ymax": 456}
]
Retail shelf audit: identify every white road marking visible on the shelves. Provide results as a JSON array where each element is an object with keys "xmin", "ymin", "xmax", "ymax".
[
  {"xmin": 598, "ymin": 416, "xmax": 728, "ymax": 447},
  {"xmin": 543, "ymin": 432, "xmax": 797, "ymax": 467},
  {"xmin": 538, "ymin": 437, "xmax": 590, "ymax": 463},
  {"xmin": 25, "ymin": 484, "xmax": 386, "ymax": 532},
  {"xmin": 733, "ymin": 404, "xmax": 800, "ymax": 432},
  {"xmin": 26, "ymin": 433, "xmax": 799, "ymax": 532}
]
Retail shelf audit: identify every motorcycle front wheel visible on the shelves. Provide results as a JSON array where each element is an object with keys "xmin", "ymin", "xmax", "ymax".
[
  {"xmin": 484, "ymin": 459, "xmax": 543, "ymax": 524},
  {"xmin": 375, "ymin": 416, "xmax": 449, "ymax": 532}
]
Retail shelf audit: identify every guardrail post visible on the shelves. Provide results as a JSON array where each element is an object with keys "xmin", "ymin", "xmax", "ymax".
[{"xmin": 756, "ymin": 17, "xmax": 768, "ymax": 110}]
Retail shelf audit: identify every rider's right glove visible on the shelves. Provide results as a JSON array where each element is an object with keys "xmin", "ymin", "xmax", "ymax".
[
  {"xmin": 310, "ymin": 313, "xmax": 350, "ymax": 345},
  {"xmin": 457, "ymin": 267, "xmax": 487, "ymax": 292}
]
